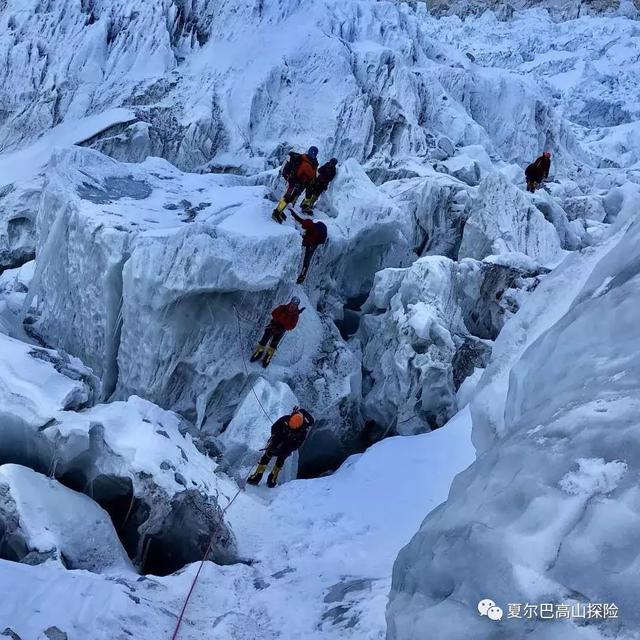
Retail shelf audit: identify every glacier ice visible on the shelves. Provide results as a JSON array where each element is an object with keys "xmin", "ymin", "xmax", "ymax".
[
  {"xmin": 459, "ymin": 172, "xmax": 564, "ymax": 264},
  {"xmin": 357, "ymin": 254, "xmax": 530, "ymax": 435},
  {"xmin": 1, "ymin": 0, "xmax": 635, "ymax": 180},
  {"xmin": 0, "ymin": 0, "xmax": 639, "ymax": 638},
  {"xmin": 0, "ymin": 336, "xmax": 237, "ymax": 576},
  {"xmin": 0, "ymin": 464, "xmax": 132, "ymax": 573},
  {"xmin": 386, "ymin": 220, "xmax": 640, "ymax": 639},
  {"xmin": 27, "ymin": 146, "xmax": 297, "ymax": 398},
  {"xmin": 47, "ymin": 396, "xmax": 237, "ymax": 574}
]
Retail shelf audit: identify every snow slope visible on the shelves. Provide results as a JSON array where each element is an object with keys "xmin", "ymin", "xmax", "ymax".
[{"xmin": 1, "ymin": 410, "xmax": 474, "ymax": 639}]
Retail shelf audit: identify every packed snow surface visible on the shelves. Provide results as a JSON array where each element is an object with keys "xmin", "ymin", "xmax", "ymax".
[{"xmin": 1, "ymin": 411, "xmax": 475, "ymax": 639}]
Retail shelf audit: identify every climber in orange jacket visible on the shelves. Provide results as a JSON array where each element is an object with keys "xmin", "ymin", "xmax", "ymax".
[
  {"xmin": 272, "ymin": 147, "xmax": 319, "ymax": 223},
  {"xmin": 250, "ymin": 297, "xmax": 305, "ymax": 367},
  {"xmin": 247, "ymin": 407, "xmax": 314, "ymax": 488}
]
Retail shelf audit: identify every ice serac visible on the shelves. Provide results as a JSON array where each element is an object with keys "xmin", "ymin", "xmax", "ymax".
[
  {"xmin": 386, "ymin": 220, "xmax": 640, "ymax": 640},
  {"xmin": 28, "ymin": 146, "xmax": 297, "ymax": 400},
  {"xmin": 317, "ymin": 159, "xmax": 415, "ymax": 299},
  {"xmin": 0, "ymin": 464, "xmax": 133, "ymax": 574},
  {"xmin": 0, "ymin": 109, "xmax": 137, "ymax": 276},
  {"xmin": 357, "ymin": 254, "xmax": 534, "ymax": 436},
  {"xmin": 379, "ymin": 170, "xmax": 471, "ymax": 261},
  {"xmin": 0, "ymin": 381, "xmax": 237, "ymax": 575},
  {"xmin": 50, "ymin": 396, "xmax": 237, "ymax": 575},
  {"xmin": 458, "ymin": 172, "xmax": 567, "ymax": 265}
]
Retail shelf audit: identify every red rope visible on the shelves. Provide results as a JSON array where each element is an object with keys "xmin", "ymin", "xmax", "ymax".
[
  {"xmin": 169, "ymin": 487, "xmax": 242, "ymax": 640},
  {"xmin": 170, "ymin": 302, "xmax": 274, "ymax": 638}
]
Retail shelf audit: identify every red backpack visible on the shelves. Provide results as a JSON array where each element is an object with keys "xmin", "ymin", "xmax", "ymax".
[{"xmin": 295, "ymin": 155, "xmax": 317, "ymax": 184}]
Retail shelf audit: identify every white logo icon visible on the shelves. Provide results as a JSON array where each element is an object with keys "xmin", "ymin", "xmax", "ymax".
[
  {"xmin": 478, "ymin": 599, "xmax": 503, "ymax": 621},
  {"xmin": 478, "ymin": 599, "xmax": 495, "ymax": 616},
  {"xmin": 488, "ymin": 605, "xmax": 504, "ymax": 621}
]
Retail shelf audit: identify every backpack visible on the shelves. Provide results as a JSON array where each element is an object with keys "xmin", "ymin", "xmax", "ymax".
[
  {"xmin": 318, "ymin": 163, "xmax": 337, "ymax": 185},
  {"xmin": 295, "ymin": 155, "xmax": 317, "ymax": 184},
  {"xmin": 314, "ymin": 222, "xmax": 328, "ymax": 245}
]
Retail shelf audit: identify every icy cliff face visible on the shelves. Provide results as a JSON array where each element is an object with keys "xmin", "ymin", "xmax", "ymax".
[
  {"xmin": 386, "ymin": 217, "xmax": 640, "ymax": 640},
  {"xmin": 28, "ymin": 145, "xmax": 296, "ymax": 400},
  {"xmin": 0, "ymin": 0, "xmax": 639, "ymax": 638}
]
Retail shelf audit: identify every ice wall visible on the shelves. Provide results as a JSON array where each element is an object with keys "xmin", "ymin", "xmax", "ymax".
[{"xmin": 386, "ymin": 220, "xmax": 640, "ymax": 639}]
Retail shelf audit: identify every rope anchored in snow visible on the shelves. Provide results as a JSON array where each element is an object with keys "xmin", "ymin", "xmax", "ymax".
[
  {"xmin": 170, "ymin": 304, "xmax": 275, "ymax": 639},
  {"xmin": 169, "ymin": 485, "xmax": 243, "ymax": 640}
]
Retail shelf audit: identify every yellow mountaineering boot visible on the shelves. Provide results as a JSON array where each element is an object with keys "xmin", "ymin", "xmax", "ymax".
[
  {"xmin": 250, "ymin": 345, "xmax": 264, "ymax": 362},
  {"xmin": 262, "ymin": 346, "xmax": 276, "ymax": 368},
  {"xmin": 247, "ymin": 464, "xmax": 267, "ymax": 485},
  {"xmin": 300, "ymin": 195, "xmax": 316, "ymax": 214},
  {"xmin": 272, "ymin": 198, "xmax": 287, "ymax": 223},
  {"xmin": 267, "ymin": 464, "xmax": 282, "ymax": 488}
]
